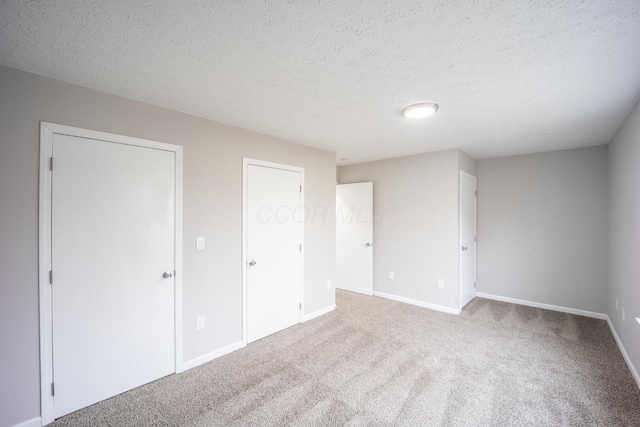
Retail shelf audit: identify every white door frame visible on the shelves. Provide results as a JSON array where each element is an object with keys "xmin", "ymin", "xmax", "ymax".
[
  {"xmin": 242, "ymin": 158, "xmax": 304, "ymax": 344},
  {"xmin": 459, "ymin": 171, "xmax": 477, "ymax": 309},
  {"xmin": 38, "ymin": 122, "xmax": 184, "ymax": 424}
]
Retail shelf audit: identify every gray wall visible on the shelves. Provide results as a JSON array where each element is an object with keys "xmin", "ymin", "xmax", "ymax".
[
  {"xmin": 608, "ymin": 98, "xmax": 640, "ymax": 380},
  {"xmin": 476, "ymin": 146, "xmax": 608, "ymax": 313},
  {"xmin": 338, "ymin": 149, "xmax": 473, "ymax": 310},
  {"xmin": 0, "ymin": 65, "xmax": 336, "ymax": 427}
]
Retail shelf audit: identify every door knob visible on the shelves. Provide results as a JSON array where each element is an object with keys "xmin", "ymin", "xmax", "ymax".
[
  {"xmin": 365, "ymin": 242, "xmax": 373, "ymax": 247},
  {"xmin": 249, "ymin": 260, "xmax": 257, "ymax": 266},
  {"xmin": 162, "ymin": 271, "xmax": 173, "ymax": 278},
  {"xmin": 461, "ymin": 246, "xmax": 468, "ymax": 251}
]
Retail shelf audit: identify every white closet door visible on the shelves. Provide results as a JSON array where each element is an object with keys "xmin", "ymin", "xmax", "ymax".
[
  {"xmin": 51, "ymin": 133, "xmax": 176, "ymax": 418},
  {"xmin": 246, "ymin": 163, "xmax": 302, "ymax": 343}
]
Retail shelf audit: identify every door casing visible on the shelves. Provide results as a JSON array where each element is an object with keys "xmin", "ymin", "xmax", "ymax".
[{"xmin": 38, "ymin": 122, "xmax": 184, "ymax": 424}]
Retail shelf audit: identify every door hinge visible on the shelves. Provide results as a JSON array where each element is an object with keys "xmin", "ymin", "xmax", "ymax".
[
  {"xmin": 474, "ymin": 190, "xmax": 477, "ymax": 196},
  {"xmin": 474, "ymin": 236, "xmax": 477, "ymax": 242},
  {"xmin": 299, "ymin": 244, "xmax": 302, "ymax": 252},
  {"xmin": 299, "ymin": 185, "xmax": 302, "ymax": 193},
  {"xmin": 49, "ymin": 157, "xmax": 53, "ymax": 171},
  {"xmin": 51, "ymin": 382, "xmax": 55, "ymax": 396},
  {"xmin": 474, "ymin": 282, "xmax": 476, "ymax": 288},
  {"xmin": 299, "ymin": 303, "xmax": 302, "ymax": 310},
  {"xmin": 49, "ymin": 270, "xmax": 53, "ymax": 285}
]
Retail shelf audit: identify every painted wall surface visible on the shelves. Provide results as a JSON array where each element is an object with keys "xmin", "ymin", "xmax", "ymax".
[
  {"xmin": 608, "ymin": 98, "xmax": 640, "ymax": 381},
  {"xmin": 476, "ymin": 146, "xmax": 608, "ymax": 313},
  {"xmin": 338, "ymin": 149, "xmax": 463, "ymax": 310},
  {"xmin": 0, "ymin": 65, "xmax": 336, "ymax": 427},
  {"xmin": 458, "ymin": 149, "xmax": 477, "ymax": 176}
]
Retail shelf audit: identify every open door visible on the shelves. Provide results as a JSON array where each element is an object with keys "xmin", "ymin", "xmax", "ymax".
[
  {"xmin": 336, "ymin": 182, "xmax": 373, "ymax": 295},
  {"xmin": 460, "ymin": 172, "xmax": 477, "ymax": 308}
]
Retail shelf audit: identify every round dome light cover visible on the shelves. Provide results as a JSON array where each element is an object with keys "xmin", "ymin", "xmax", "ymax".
[{"xmin": 401, "ymin": 101, "xmax": 439, "ymax": 118}]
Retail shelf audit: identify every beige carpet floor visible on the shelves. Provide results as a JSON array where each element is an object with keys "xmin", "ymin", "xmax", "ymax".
[{"xmin": 51, "ymin": 290, "xmax": 640, "ymax": 426}]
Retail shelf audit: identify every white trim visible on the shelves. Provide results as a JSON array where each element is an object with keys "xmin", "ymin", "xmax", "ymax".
[
  {"xmin": 38, "ymin": 122, "xmax": 184, "ymax": 424},
  {"xmin": 180, "ymin": 341, "xmax": 246, "ymax": 371},
  {"xmin": 373, "ymin": 291, "xmax": 461, "ymax": 315},
  {"xmin": 302, "ymin": 304, "xmax": 337, "ymax": 322},
  {"xmin": 242, "ymin": 158, "xmax": 305, "ymax": 345},
  {"xmin": 459, "ymin": 171, "xmax": 477, "ymax": 310},
  {"xmin": 476, "ymin": 292, "xmax": 607, "ymax": 320},
  {"xmin": 174, "ymin": 148, "xmax": 184, "ymax": 373},
  {"xmin": 10, "ymin": 417, "xmax": 41, "ymax": 427},
  {"xmin": 38, "ymin": 123, "xmax": 54, "ymax": 425},
  {"xmin": 606, "ymin": 317, "xmax": 640, "ymax": 389}
]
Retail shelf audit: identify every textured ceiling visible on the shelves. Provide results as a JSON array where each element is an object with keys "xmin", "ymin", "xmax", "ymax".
[{"xmin": 2, "ymin": 1, "xmax": 640, "ymax": 164}]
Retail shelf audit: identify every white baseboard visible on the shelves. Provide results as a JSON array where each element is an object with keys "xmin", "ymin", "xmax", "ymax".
[
  {"xmin": 302, "ymin": 304, "xmax": 336, "ymax": 322},
  {"xmin": 11, "ymin": 417, "xmax": 41, "ymax": 427},
  {"xmin": 180, "ymin": 340, "xmax": 245, "ymax": 372},
  {"xmin": 476, "ymin": 292, "xmax": 607, "ymax": 320},
  {"xmin": 373, "ymin": 291, "xmax": 461, "ymax": 315},
  {"xmin": 606, "ymin": 317, "xmax": 640, "ymax": 389}
]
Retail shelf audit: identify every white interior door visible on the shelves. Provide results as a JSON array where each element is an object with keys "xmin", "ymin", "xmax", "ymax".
[
  {"xmin": 336, "ymin": 182, "xmax": 373, "ymax": 295},
  {"xmin": 51, "ymin": 133, "xmax": 176, "ymax": 418},
  {"xmin": 460, "ymin": 172, "xmax": 477, "ymax": 309},
  {"xmin": 245, "ymin": 162, "xmax": 303, "ymax": 343}
]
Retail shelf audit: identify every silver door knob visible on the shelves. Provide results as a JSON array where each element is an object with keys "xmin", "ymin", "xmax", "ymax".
[
  {"xmin": 365, "ymin": 242, "xmax": 373, "ymax": 247},
  {"xmin": 163, "ymin": 271, "xmax": 173, "ymax": 278},
  {"xmin": 249, "ymin": 260, "xmax": 257, "ymax": 266},
  {"xmin": 461, "ymin": 246, "xmax": 468, "ymax": 251}
]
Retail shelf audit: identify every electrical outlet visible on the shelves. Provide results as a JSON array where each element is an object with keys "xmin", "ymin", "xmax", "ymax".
[
  {"xmin": 389, "ymin": 271, "xmax": 394, "ymax": 280},
  {"xmin": 437, "ymin": 278, "xmax": 444, "ymax": 288},
  {"xmin": 196, "ymin": 316, "xmax": 205, "ymax": 330},
  {"xmin": 196, "ymin": 236, "xmax": 205, "ymax": 250},
  {"xmin": 622, "ymin": 309, "xmax": 625, "ymax": 322},
  {"xmin": 327, "ymin": 280, "xmax": 332, "ymax": 289}
]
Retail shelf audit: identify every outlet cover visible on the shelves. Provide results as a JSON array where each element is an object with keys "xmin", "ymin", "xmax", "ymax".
[
  {"xmin": 437, "ymin": 278, "xmax": 444, "ymax": 288},
  {"xmin": 196, "ymin": 236, "xmax": 205, "ymax": 251},
  {"xmin": 196, "ymin": 316, "xmax": 205, "ymax": 330},
  {"xmin": 622, "ymin": 309, "xmax": 625, "ymax": 322},
  {"xmin": 389, "ymin": 271, "xmax": 395, "ymax": 280},
  {"xmin": 616, "ymin": 299, "xmax": 619, "ymax": 311},
  {"xmin": 327, "ymin": 280, "xmax": 332, "ymax": 289}
]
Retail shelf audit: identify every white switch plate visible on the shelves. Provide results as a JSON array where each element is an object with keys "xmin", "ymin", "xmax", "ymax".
[
  {"xmin": 437, "ymin": 278, "xmax": 444, "ymax": 288},
  {"xmin": 327, "ymin": 280, "xmax": 332, "ymax": 289},
  {"xmin": 196, "ymin": 316, "xmax": 205, "ymax": 330},
  {"xmin": 389, "ymin": 271, "xmax": 394, "ymax": 280},
  {"xmin": 196, "ymin": 236, "xmax": 205, "ymax": 250}
]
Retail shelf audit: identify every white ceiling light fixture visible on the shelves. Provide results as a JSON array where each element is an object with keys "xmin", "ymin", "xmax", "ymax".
[{"xmin": 401, "ymin": 101, "xmax": 439, "ymax": 119}]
